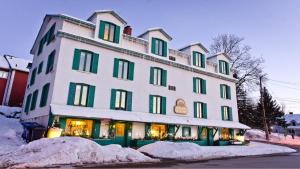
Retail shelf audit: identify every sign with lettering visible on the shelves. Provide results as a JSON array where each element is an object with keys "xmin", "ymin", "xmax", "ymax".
[{"xmin": 174, "ymin": 99, "xmax": 188, "ymax": 114}]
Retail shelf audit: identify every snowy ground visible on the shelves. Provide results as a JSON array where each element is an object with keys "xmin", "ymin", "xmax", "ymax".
[
  {"xmin": 245, "ymin": 129, "xmax": 300, "ymax": 146},
  {"xmin": 138, "ymin": 141, "xmax": 296, "ymax": 161},
  {"xmin": 0, "ymin": 105, "xmax": 22, "ymax": 118}
]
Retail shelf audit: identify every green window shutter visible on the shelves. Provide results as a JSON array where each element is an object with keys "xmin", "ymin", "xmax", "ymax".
[
  {"xmin": 163, "ymin": 41, "xmax": 168, "ymax": 57},
  {"xmin": 30, "ymin": 90, "xmax": 38, "ymax": 111},
  {"xmin": 40, "ymin": 83, "xmax": 50, "ymax": 107},
  {"xmin": 229, "ymin": 129, "xmax": 234, "ymax": 139},
  {"xmin": 126, "ymin": 91, "xmax": 132, "ymax": 111},
  {"xmin": 67, "ymin": 82, "xmax": 76, "ymax": 105},
  {"xmin": 145, "ymin": 123, "xmax": 151, "ymax": 139},
  {"xmin": 201, "ymin": 53, "xmax": 205, "ymax": 68},
  {"xmin": 219, "ymin": 60, "xmax": 222, "ymax": 73},
  {"xmin": 110, "ymin": 89, "xmax": 116, "ymax": 109},
  {"xmin": 151, "ymin": 38, "xmax": 156, "ymax": 54},
  {"xmin": 72, "ymin": 49, "xmax": 81, "ymax": 70},
  {"xmin": 161, "ymin": 69, "xmax": 167, "ymax": 87},
  {"xmin": 192, "ymin": 51, "xmax": 197, "ymax": 66},
  {"xmin": 113, "ymin": 58, "xmax": 119, "ymax": 78},
  {"xmin": 229, "ymin": 107, "xmax": 233, "ymax": 121},
  {"xmin": 193, "ymin": 77, "xmax": 196, "ymax": 93},
  {"xmin": 202, "ymin": 103, "xmax": 207, "ymax": 119},
  {"xmin": 46, "ymin": 23, "xmax": 56, "ymax": 45},
  {"xmin": 93, "ymin": 120, "xmax": 100, "ymax": 139},
  {"xmin": 46, "ymin": 50, "xmax": 55, "ymax": 74},
  {"xmin": 30, "ymin": 68, "xmax": 37, "ymax": 86},
  {"xmin": 226, "ymin": 62, "xmax": 230, "ymax": 75},
  {"xmin": 227, "ymin": 85, "xmax": 231, "ymax": 100},
  {"xmin": 220, "ymin": 85, "xmax": 224, "ymax": 98},
  {"xmin": 25, "ymin": 94, "xmax": 32, "ymax": 113},
  {"xmin": 128, "ymin": 61, "xmax": 135, "ymax": 81},
  {"xmin": 167, "ymin": 124, "xmax": 175, "ymax": 137},
  {"xmin": 91, "ymin": 53, "xmax": 99, "ymax": 73},
  {"xmin": 87, "ymin": 85, "xmax": 95, "ymax": 107},
  {"xmin": 149, "ymin": 95, "xmax": 153, "ymax": 113},
  {"xmin": 38, "ymin": 62, "xmax": 43, "ymax": 74},
  {"xmin": 114, "ymin": 25, "xmax": 120, "ymax": 43},
  {"xmin": 161, "ymin": 96, "xmax": 166, "ymax": 115},
  {"xmin": 201, "ymin": 79, "xmax": 206, "ymax": 94},
  {"xmin": 221, "ymin": 106, "xmax": 225, "ymax": 120},
  {"xmin": 194, "ymin": 102, "xmax": 197, "ymax": 118},
  {"xmin": 99, "ymin": 21, "xmax": 105, "ymax": 39},
  {"xmin": 150, "ymin": 67, "xmax": 154, "ymax": 84},
  {"xmin": 59, "ymin": 117, "xmax": 66, "ymax": 130}
]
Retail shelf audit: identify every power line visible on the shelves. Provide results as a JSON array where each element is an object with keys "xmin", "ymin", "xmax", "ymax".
[
  {"xmin": 268, "ymin": 81, "xmax": 300, "ymax": 91},
  {"xmin": 268, "ymin": 79, "xmax": 300, "ymax": 86}
]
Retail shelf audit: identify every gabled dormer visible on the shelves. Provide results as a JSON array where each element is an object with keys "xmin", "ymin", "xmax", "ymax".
[
  {"xmin": 179, "ymin": 42, "xmax": 209, "ymax": 69},
  {"xmin": 207, "ymin": 52, "xmax": 232, "ymax": 76},
  {"xmin": 88, "ymin": 10, "xmax": 127, "ymax": 44},
  {"xmin": 138, "ymin": 28, "xmax": 172, "ymax": 58}
]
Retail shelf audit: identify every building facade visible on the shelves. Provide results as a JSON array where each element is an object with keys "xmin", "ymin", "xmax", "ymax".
[
  {"xmin": 21, "ymin": 10, "xmax": 249, "ymax": 147},
  {"xmin": 0, "ymin": 55, "xmax": 31, "ymax": 107}
]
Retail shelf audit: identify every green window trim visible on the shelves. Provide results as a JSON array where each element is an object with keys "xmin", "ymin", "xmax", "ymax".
[
  {"xmin": 194, "ymin": 102, "xmax": 207, "ymax": 119},
  {"xmin": 193, "ymin": 77, "xmax": 206, "ymax": 94},
  {"xmin": 72, "ymin": 49, "xmax": 99, "ymax": 74},
  {"xmin": 38, "ymin": 62, "xmax": 43, "ymax": 74},
  {"xmin": 46, "ymin": 50, "xmax": 56, "ymax": 74},
  {"xmin": 113, "ymin": 58, "xmax": 135, "ymax": 80},
  {"xmin": 98, "ymin": 20, "xmax": 120, "ymax": 43},
  {"xmin": 110, "ymin": 89, "xmax": 132, "ymax": 111},
  {"xmin": 67, "ymin": 82, "xmax": 95, "ymax": 107},
  {"xmin": 150, "ymin": 67, "xmax": 167, "ymax": 86},
  {"xmin": 219, "ymin": 60, "xmax": 230, "ymax": 75},
  {"xmin": 149, "ymin": 95, "xmax": 166, "ymax": 115},
  {"xmin": 220, "ymin": 84, "xmax": 231, "ymax": 99},
  {"xmin": 182, "ymin": 126, "xmax": 191, "ymax": 137},
  {"xmin": 37, "ymin": 23, "xmax": 56, "ymax": 55},
  {"xmin": 151, "ymin": 38, "xmax": 167, "ymax": 57},
  {"xmin": 221, "ymin": 106, "xmax": 233, "ymax": 121},
  {"xmin": 192, "ymin": 51, "xmax": 206, "ymax": 68},
  {"xmin": 30, "ymin": 68, "xmax": 37, "ymax": 86},
  {"xmin": 40, "ymin": 83, "xmax": 50, "ymax": 107},
  {"xmin": 24, "ymin": 93, "xmax": 32, "ymax": 113},
  {"xmin": 30, "ymin": 90, "xmax": 39, "ymax": 111}
]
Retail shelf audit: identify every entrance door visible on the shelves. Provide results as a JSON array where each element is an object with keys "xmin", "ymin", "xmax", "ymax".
[
  {"xmin": 207, "ymin": 128, "xmax": 214, "ymax": 146},
  {"xmin": 115, "ymin": 123, "xmax": 126, "ymax": 146}
]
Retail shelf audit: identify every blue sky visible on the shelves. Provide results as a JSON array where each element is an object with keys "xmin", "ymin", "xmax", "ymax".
[{"xmin": 1, "ymin": 0, "xmax": 300, "ymax": 113}]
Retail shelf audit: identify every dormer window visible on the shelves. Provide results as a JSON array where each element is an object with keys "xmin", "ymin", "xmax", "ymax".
[
  {"xmin": 151, "ymin": 38, "xmax": 167, "ymax": 57},
  {"xmin": 219, "ymin": 60, "xmax": 229, "ymax": 75},
  {"xmin": 99, "ymin": 21, "xmax": 120, "ymax": 43},
  {"xmin": 193, "ymin": 51, "xmax": 205, "ymax": 68}
]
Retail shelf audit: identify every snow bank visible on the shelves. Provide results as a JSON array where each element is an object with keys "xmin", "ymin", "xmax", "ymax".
[
  {"xmin": 245, "ymin": 129, "xmax": 300, "ymax": 146},
  {"xmin": 0, "ymin": 115, "xmax": 24, "ymax": 155},
  {"xmin": 0, "ymin": 137, "xmax": 155, "ymax": 168},
  {"xmin": 138, "ymin": 141, "xmax": 296, "ymax": 161},
  {"xmin": 0, "ymin": 105, "xmax": 22, "ymax": 118}
]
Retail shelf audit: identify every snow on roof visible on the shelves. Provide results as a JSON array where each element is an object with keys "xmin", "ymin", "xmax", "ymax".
[
  {"xmin": 4, "ymin": 55, "xmax": 32, "ymax": 72},
  {"xmin": 207, "ymin": 52, "xmax": 232, "ymax": 61},
  {"xmin": 138, "ymin": 27, "xmax": 172, "ymax": 41},
  {"xmin": 51, "ymin": 104, "xmax": 250, "ymax": 129},
  {"xmin": 178, "ymin": 42, "xmax": 209, "ymax": 53},
  {"xmin": 0, "ymin": 56, "xmax": 10, "ymax": 70},
  {"xmin": 87, "ymin": 10, "xmax": 127, "ymax": 24},
  {"xmin": 285, "ymin": 114, "xmax": 300, "ymax": 124}
]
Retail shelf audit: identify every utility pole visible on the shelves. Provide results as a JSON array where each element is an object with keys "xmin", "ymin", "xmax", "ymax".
[{"xmin": 260, "ymin": 75, "xmax": 269, "ymax": 140}]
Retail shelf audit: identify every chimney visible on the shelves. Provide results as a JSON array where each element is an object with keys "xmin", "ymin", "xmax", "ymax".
[
  {"xmin": 123, "ymin": 26, "xmax": 132, "ymax": 36},
  {"xmin": 289, "ymin": 112, "xmax": 293, "ymax": 115}
]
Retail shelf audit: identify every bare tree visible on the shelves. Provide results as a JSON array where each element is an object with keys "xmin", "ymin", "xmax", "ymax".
[{"xmin": 210, "ymin": 34, "xmax": 264, "ymax": 91}]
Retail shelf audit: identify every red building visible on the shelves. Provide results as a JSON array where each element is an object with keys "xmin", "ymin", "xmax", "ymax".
[{"xmin": 0, "ymin": 55, "xmax": 31, "ymax": 107}]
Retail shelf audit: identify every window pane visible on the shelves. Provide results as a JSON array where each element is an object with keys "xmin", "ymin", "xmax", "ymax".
[
  {"xmin": 81, "ymin": 86, "xmax": 88, "ymax": 106},
  {"xmin": 118, "ymin": 61, "xmax": 123, "ymax": 78},
  {"xmin": 157, "ymin": 69, "xmax": 161, "ymax": 85},
  {"xmin": 115, "ymin": 91, "xmax": 120, "ymax": 108},
  {"xmin": 157, "ymin": 96, "xmax": 161, "ymax": 114},
  {"xmin": 153, "ymin": 96, "xmax": 157, "ymax": 114},
  {"xmin": 109, "ymin": 24, "xmax": 115, "ymax": 42},
  {"xmin": 85, "ymin": 53, "xmax": 92, "ymax": 72},
  {"xmin": 153, "ymin": 69, "xmax": 158, "ymax": 85},
  {"xmin": 121, "ymin": 91, "xmax": 126, "ymax": 109},
  {"xmin": 104, "ymin": 24, "xmax": 110, "ymax": 40},
  {"xmin": 123, "ymin": 61, "xmax": 128, "ymax": 79},
  {"xmin": 155, "ymin": 40, "xmax": 159, "ymax": 54},
  {"xmin": 158, "ymin": 41, "xmax": 163, "ymax": 56},
  {"xmin": 74, "ymin": 85, "xmax": 81, "ymax": 105},
  {"xmin": 79, "ymin": 52, "xmax": 85, "ymax": 71},
  {"xmin": 198, "ymin": 103, "xmax": 202, "ymax": 118}
]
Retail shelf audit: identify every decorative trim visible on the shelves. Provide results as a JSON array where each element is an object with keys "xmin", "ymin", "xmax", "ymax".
[
  {"xmin": 54, "ymin": 14, "xmax": 96, "ymax": 29},
  {"xmin": 56, "ymin": 31, "xmax": 237, "ymax": 83}
]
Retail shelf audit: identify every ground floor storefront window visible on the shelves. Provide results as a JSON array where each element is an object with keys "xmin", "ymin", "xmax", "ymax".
[
  {"xmin": 151, "ymin": 124, "xmax": 166, "ymax": 139},
  {"xmin": 220, "ymin": 128, "xmax": 230, "ymax": 140},
  {"xmin": 64, "ymin": 118, "xmax": 93, "ymax": 138}
]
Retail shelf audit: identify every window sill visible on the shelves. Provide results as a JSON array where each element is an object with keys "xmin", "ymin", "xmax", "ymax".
[
  {"xmin": 115, "ymin": 77, "xmax": 131, "ymax": 81},
  {"xmin": 150, "ymin": 84, "xmax": 166, "ymax": 87},
  {"xmin": 74, "ymin": 70, "xmax": 96, "ymax": 74}
]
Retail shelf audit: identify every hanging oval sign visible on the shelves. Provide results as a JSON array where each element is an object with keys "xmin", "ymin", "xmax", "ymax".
[{"xmin": 174, "ymin": 99, "xmax": 188, "ymax": 114}]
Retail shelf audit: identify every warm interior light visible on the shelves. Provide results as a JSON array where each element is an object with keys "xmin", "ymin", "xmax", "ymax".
[
  {"xmin": 47, "ymin": 127, "xmax": 62, "ymax": 138},
  {"xmin": 235, "ymin": 135, "xmax": 245, "ymax": 142}
]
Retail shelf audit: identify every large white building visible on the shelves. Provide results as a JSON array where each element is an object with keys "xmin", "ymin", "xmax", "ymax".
[{"xmin": 21, "ymin": 10, "xmax": 249, "ymax": 147}]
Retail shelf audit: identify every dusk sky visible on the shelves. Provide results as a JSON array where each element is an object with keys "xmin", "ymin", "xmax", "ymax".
[{"xmin": 1, "ymin": 0, "xmax": 300, "ymax": 113}]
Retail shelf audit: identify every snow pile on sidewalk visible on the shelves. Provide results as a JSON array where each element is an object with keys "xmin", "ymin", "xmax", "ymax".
[
  {"xmin": 245, "ymin": 129, "xmax": 300, "ymax": 146},
  {"xmin": 0, "ymin": 137, "xmax": 156, "ymax": 168},
  {"xmin": 0, "ymin": 105, "xmax": 22, "ymax": 118},
  {"xmin": 138, "ymin": 141, "xmax": 296, "ymax": 161},
  {"xmin": 0, "ymin": 115, "xmax": 24, "ymax": 155}
]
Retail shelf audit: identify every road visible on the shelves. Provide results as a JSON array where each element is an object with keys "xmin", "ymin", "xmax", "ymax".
[{"xmin": 74, "ymin": 145, "xmax": 300, "ymax": 169}]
